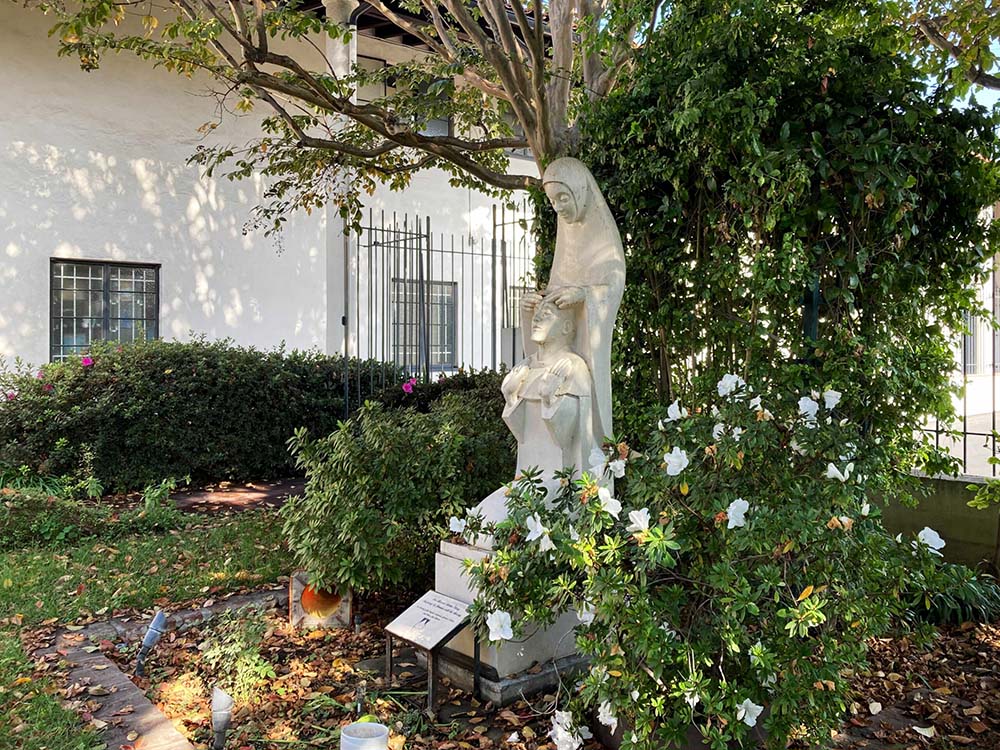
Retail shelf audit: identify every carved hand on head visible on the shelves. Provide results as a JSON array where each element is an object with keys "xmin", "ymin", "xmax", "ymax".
[
  {"xmin": 547, "ymin": 286, "xmax": 585, "ymax": 308},
  {"xmin": 520, "ymin": 290, "xmax": 545, "ymax": 320}
]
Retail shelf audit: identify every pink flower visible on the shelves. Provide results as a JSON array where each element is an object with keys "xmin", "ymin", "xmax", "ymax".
[
  {"xmin": 35, "ymin": 370, "xmax": 44, "ymax": 379},
  {"xmin": 4, "ymin": 392, "xmax": 15, "ymax": 401},
  {"xmin": 81, "ymin": 356, "xmax": 94, "ymax": 367},
  {"xmin": 43, "ymin": 384, "xmax": 54, "ymax": 393},
  {"xmin": 401, "ymin": 376, "xmax": 417, "ymax": 394}
]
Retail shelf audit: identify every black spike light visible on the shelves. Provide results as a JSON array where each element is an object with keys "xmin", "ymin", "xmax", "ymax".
[
  {"xmin": 135, "ymin": 610, "xmax": 167, "ymax": 676},
  {"xmin": 211, "ymin": 686, "xmax": 234, "ymax": 750}
]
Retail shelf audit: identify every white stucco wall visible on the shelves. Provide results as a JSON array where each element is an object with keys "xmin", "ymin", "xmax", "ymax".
[
  {"xmin": 0, "ymin": 5, "xmax": 537, "ymax": 369},
  {"xmin": 0, "ymin": 6, "xmax": 331, "ymax": 367}
]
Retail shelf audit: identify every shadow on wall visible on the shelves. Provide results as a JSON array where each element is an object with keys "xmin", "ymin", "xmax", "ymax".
[{"xmin": 0, "ymin": 136, "xmax": 328, "ymax": 366}]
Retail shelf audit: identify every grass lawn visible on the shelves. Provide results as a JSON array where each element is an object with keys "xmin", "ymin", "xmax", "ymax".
[{"xmin": 0, "ymin": 509, "xmax": 289, "ymax": 750}]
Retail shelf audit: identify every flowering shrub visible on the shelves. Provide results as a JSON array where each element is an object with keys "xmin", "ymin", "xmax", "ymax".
[
  {"xmin": 463, "ymin": 376, "xmax": 954, "ymax": 749},
  {"xmin": 0, "ymin": 338, "xmax": 400, "ymax": 492}
]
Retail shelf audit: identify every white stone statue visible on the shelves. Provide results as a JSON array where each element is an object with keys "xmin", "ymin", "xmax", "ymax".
[
  {"xmin": 521, "ymin": 157, "xmax": 626, "ymax": 445},
  {"xmin": 501, "ymin": 299, "xmax": 598, "ymax": 482},
  {"xmin": 472, "ymin": 157, "xmax": 625, "ymax": 529}
]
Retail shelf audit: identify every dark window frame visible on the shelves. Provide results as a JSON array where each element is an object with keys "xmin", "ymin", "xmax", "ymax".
[
  {"xmin": 391, "ymin": 277, "xmax": 458, "ymax": 372},
  {"xmin": 49, "ymin": 258, "xmax": 161, "ymax": 362}
]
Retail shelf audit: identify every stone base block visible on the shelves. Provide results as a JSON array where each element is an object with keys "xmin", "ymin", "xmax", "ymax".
[
  {"xmin": 435, "ymin": 540, "xmax": 578, "ymax": 678},
  {"xmin": 426, "ymin": 648, "xmax": 590, "ymax": 706}
]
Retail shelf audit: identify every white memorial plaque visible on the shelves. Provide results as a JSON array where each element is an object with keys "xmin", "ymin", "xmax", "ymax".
[{"xmin": 386, "ymin": 591, "xmax": 469, "ymax": 651}]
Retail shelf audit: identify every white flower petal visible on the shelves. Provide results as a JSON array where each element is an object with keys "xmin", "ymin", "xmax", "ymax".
[
  {"xmin": 598, "ymin": 486, "xmax": 622, "ymax": 519},
  {"xmin": 798, "ymin": 395, "xmax": 819, "ymax": 422},
  {"xmin": 626, "ymin": 508, "xmax": 651, "ymax": 534},
  {"xmin": 608, "ymin": 458, "xmax": 626, "ymax": 479},
  {"xmin": 717, "ymin": 373, "xmax": 746, "ymax": 398},
  {"xmin": 666, "ymin": 399, "xmax": 688, "ymax": 422},
  {"xmin": 823, "ymin": 389, "xmax": 842, "ymax": 410},
  {"xmin": 664, "ymin": 446, "xmax": 689, "ymax": 476},
  {"xmin": 737, "ymin": 698, "xmax": 764, "ymax": 727},
  {"xmin": 917, "ymin": 526, "xmax": 946, "ymax": 554},
  {"xmin": 486, "ymin": 610, "xmax": 513, "ymax": 642},
  {"xmin": 449, "ymin": 516, "xmax": 467, "ymax": 534},
  {"xmin": 727, "ymin": 498, "xmax": 749, "ymax": 529},
  {"xmin": 869, "ymin": 701, "xmax": 882, "ymax": 716},
  {"xmin": 598, "ymin": 701, "xmax": 618, "ymax": 734}
]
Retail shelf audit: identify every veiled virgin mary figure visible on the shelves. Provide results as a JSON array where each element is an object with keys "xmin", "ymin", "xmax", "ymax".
[{"xmin": 520, "ymin": 157, "xmax": 626, "ymax": 444}]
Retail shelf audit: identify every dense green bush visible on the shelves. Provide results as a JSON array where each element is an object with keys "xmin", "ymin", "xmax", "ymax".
[
  {"xmin": 569, "ymin": 0, "xmax": 1000, "ymax": 467},
  {"xmin": 0, "ymin": 339, "xmax": 399, "ymax": 492},
  {"xmin": 283, "ymin": 387, "xmax": 514, "ymax": 594},
  {"xmin": 376, "ymin": 368, "xmax": 506, "ymax": 413}
]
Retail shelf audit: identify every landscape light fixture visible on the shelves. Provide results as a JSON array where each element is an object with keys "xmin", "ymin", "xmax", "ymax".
[
  {"xmin": 135, "ymin": 610, "xmax": 167, "ymax": 676},
  {"xmin": 211, "ymin": 686, "xmax": 234, "ymax": 750}
]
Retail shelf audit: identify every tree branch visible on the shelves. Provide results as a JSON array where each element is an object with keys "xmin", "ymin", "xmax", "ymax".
[{"xmin": 914, "ymin": 15, "xmax": 1000, "ymax": 90}]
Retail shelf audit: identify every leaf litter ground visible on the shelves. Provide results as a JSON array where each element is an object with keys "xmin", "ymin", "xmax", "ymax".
[{"xmin": 72, "ymin": 592, "xmax": 1000, "ymax": 749}]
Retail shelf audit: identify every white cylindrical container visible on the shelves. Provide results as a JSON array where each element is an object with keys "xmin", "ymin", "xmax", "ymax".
[{"xmin": 340, "ymin": 722, "xmax": 390, "ymax": 750}]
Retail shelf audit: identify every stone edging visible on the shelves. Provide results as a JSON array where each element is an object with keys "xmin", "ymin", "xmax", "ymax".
[{"xmin": 33, "ymin": 588, "xmax": 287, "ymax": 750}]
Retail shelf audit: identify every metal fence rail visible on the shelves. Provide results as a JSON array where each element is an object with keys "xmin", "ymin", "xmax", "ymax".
[{"xmin": 340, "ymin": 202, "xmax": 535, "ymax": 413}]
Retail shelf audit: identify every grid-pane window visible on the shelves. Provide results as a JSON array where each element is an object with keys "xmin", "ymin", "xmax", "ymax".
[
  {"xmin": 50, "ymin": 261, "xmax": 159, "ymax": 361},
  {"xmin": 392, "ymin": 279, "xmax": 457, "ymax": 372}
]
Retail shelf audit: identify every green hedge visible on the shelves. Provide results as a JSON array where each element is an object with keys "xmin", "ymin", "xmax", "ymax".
[
  {"xmin": 283, "ymin": 382, "xmax": 514, "ymax": 594},
  {"xmin": 0, "ymin": 339, "xmax": 400, "ymax": 492}
]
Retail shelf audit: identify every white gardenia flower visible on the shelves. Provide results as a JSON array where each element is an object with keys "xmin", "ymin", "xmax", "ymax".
[
  {"xmin": 798, "ymin": 395, "xmax": 820, "ymax": 422},
  {"xmin": 916, "ymin": 526, "xmax": 946, "ymax": 555},
  {"xmin": 486, "ymin": 610, "xmax": 513, "ymax": 642},
  {"xmin": 598, "ymin": 701, "xmax": 618, "ymax": 734},
  {"xmin": 608, "ymin": 458, "xmax": 627, "ymax": 478},
  {"xmin": 569, "ymin": 525, "xmax": 580, "ymax": 541},
  {"xmin": 749, "ymin": 395, "xmax": 762, "ymax": 411},
  {"xmin": 825, "ymin": 462, "xmax": 854, "ymax": 482},
  {"xmin": 736, "ymin": 698, "xmax": 765, "ymax": 727},
  {"xmin": 731, "ymin": 426, "xmax": 744, "ymax": 442},
  {"xmin": 717, "ymin": 373, "xmax": 746, "ymax": 397},
  {"xmin": 823, "ymin": 389, "xmax": 842, "ymax": 410},
  {"xmin": 576, "ymin": 604, "xmax": 596, "ymax": 625},
  {"xmin": 598, "ymin": 486, "xmax": 622, "ymax": 519},
  {"xmin": 449, "ymin": 516, "xmax": 467, "ymax": 534},
  {"xmin": 627, "ymin": 508, "xmax": 651, "ymax": 534},
  {"xmin": 667, "ymin": 399, "xmax": 688, "ymax": 422},
  {"xmin": 630, "ymin": 690, "xmax": 640, "ymax": 701},
  {"xmin": 660, "ymin": 622, "xmax": 678, "ymax": 639},
  {"xmin": 713, "ymin": 423, "xmax": 726, "ymax": 441},
  {"xmin": 861, "ymin": 502, "xmax": 871, "ymax": 517},
  {"xmin": 727, "ymin": 498, "xmax": 750, "ymax": 529},
  {"xmin": 684, "ymin": 690, "xmax": 700, "ymax": 709},
  {"xmin": 664, "ymin": 446, "xmax": 690, "ymax": 476}
]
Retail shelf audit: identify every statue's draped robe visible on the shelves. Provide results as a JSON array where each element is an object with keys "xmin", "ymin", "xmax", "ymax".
[
  {"xmin": 501, "ymin": 351, "xmax": 597, "ymax": 482},
  {"xmin": 525, "ymin": 158, "xmax": 626, "ymax": 444}
]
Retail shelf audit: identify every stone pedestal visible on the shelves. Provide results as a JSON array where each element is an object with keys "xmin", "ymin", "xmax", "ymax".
[{"xmin": 429, "ymin": 539, "xmax": 583, "ymax": 704}]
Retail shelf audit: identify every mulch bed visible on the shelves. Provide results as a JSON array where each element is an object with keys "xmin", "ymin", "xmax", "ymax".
[
  {"xmin": 832, "ymin": 622, "xmax": 1000, "ymax": 749},
  {"xmin": 43, "ymin": 590, "xmax": 1000, "ymax": 750},
  {"xmin": 103, "ymin": 593, "xmax": 561, "ymax": 750}
]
